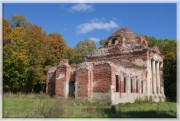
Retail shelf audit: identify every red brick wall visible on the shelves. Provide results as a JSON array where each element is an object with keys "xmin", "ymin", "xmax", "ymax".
[
  {"xmin": 76, "ymin": 68, "xmax": 89, "ymax": 97},
  {"xmin": 93, "ymin": 63, "xmax": 111, "ymax": 92},
  {"xmin": 55, "ymin": 66, "xmax": 66, "ymax": 97},
  {"xmin": 120, "ymin": 82, "xmax": 124, "ymax": 93},
  {"xmin": 69, "ymin": 71, "xmax": 76, "ymax": 83},
  {"xmin": 111, "ymin": 65, "xmax": 116, "ymax": 92}
]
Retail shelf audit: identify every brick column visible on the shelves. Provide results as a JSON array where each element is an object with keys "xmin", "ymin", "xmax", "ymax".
[
  {"xmin": 156, "ymin": 62, "xmax": 161, "ymax": 97},
  {"xmin": 141, "ymin": 80, "xmax": 144, "ymax": 93},
  {"xmin": 120, "ymin": 73, "xmax": 124, "ymax": 93},
  {"xmin": 65, "ymin": 66, "xmax": 71, "ymax": 98},
  {"xmin": 132, "ymin": 77, "xmax": 136, "ymax": 93},
  {"xmin": 152, "ymin": 60, "xmax": 157, "ymax": 97},
  {"xmin": 146, "ymin": 56, "xmax": 152, "ymax": 100},
  {"xmin": 127, "ymin": 76, "xmax": 131, "ymax": 95}
]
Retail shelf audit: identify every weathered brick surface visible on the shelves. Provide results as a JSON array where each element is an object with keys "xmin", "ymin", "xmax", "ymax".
[
  {"xmin": 46, "ymin": 67, "xmax": 57, "ymax": 94},
  {"xmin": 119, "ymin": 82, "xmax": 124, "ymax": 93},
  {"xmin": 93, "ymin": 63, "xmax": 111, "ymax": 92},
  {"xmin": 55, "ymin": 66, "xmax": 66, "ymax": 97},
  {"xmin": 69, "ymin": 71, "xmax": 75, "ymax": 83},
  {"xmin": 76, "ymin": 68, "xmax": 89, "ymax": 97},
  {"xmin": 46, "ymin": 72, "xmax": 56, "ymax": 95}
]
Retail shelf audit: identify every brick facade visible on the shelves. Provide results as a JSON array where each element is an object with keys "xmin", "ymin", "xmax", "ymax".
[{"xmin": 46, "ymin": 28, "xmax": 165, "ymax": 104}]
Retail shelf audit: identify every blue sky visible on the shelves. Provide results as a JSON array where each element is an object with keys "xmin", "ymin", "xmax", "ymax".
[{"xmin": 3, "ymin": 3, "xmax": 177, "ymax": 48}]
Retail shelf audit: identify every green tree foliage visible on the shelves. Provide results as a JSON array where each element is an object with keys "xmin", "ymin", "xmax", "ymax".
[
  {"xmin": 159, "ymin": 39, "xmax": 176, "ymax": 101},
  {"xmin": 3, "ymin": 20, "xmax": 29, "ymax": 93},
  {"xmin": 65, "ymin": 47, "xmax": 80, "ymax": 67},
  {"xmin": 3, "ymin": 19, "xmax": 13, "ymax": 92},
  {"xmin": 99, "ymin": 39, "xmax": 107, "ymax": 47},
  {"xmin": 3, "ymin": 15, "xmax": 80, "ymax": 93},
  {"xmin": 10, "ymin": 14, "xmax": 31, "ymax": 29},
  {"xmin": 147, "ymin": 36, "xmax": 176, "ymax": 101},
  {"xmin": 75, "ymin": 39, "xmax": 96, "ymax": 62},
  {"xmin": 145, "ymin": 36, "xmax": 158, "ymax": 47},
  {"xmin": 24, "ymin": 25, "xmax": 49, "ymax": 92}
]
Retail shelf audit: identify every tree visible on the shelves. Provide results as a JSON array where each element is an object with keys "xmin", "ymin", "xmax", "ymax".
[
  {"xmin": 99, "ymin": 39, "xmax": 107, "ymax": 47},
  {"xmin": 3, "ymin": 19, "xmax": 13, "ymax": 92},
  {"xmin": 3, "ymin": 19, "xmax": 12, "ymax": 42},
  {"xmin": 47, "ymin": 33, "xmax": 67, "ymax": 66},
  {"xmin": 3, "ymin": 16, "xmax": 80, "ymax": 93},
  {"xmin": 10, "ymin": 14, "xmax": 31, "ymax": 29},
  {"xmin": 145, "ymin": 36, "xmax": 158, "ymax": 48},
  {"xmin": 75, "ymin": 39, "xmax": 96, "ymax": 62},
  {"xmin": 24, "ymin": 25, "xmax": 49, "ymax": 93},
  {"xmin": 3, "ymin": 19, "xmax": 29, "ymax": 93},
  {"xmin": 65, "ymin": 47, "xmax": 80, "ymax": 66},
  {"xmin": 157, "ymin": 39, "xmax": 176, "ymax": 100}
]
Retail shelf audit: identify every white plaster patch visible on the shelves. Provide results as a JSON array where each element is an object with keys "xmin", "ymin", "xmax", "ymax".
[
  {"xmin": 154, "ymin": 54, "xmax": 158, "ymax": 60},
  {"xmin": 133, "ymin": 58, "xmax": 146, "ymax": 67},
  {"xmin": 56, "ymin": 73, "xmax": 65, "ymax": 80}
]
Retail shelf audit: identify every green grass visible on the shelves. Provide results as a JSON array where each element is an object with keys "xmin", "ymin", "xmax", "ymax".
[{"xmin": 3, "ymin": 93, "xmax": 177, "ymax": 118}]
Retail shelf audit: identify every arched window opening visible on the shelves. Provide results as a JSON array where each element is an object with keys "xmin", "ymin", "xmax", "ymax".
[{"xmin": 112, "ymin": 38, "xmax": 117, "ymax": 44}]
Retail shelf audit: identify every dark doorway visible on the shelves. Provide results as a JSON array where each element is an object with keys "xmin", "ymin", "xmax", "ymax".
[{"xmin": 69, "ymin": 82, "xmax": 75, "ymax": 97}]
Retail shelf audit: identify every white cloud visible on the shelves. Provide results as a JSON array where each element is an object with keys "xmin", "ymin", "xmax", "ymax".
[
  {"xmin": 70, "ymin": 3, "xmax": 94, "ymax": 12},
  {"xmin": 89, "ymin": 37, "xmax": 100, "ymax": 43},
  {"xmin": 87, "ymin": 18, "xmax": 105, "ymax": 22},
  {"xmin": 77, "ymin": 20, "xmax": 119, "ymax": 34}
]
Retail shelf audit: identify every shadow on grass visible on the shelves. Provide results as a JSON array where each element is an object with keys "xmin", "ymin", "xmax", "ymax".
[{"xmin": 102, "ymin": 106, "xmax": 176, "ymax": 118}]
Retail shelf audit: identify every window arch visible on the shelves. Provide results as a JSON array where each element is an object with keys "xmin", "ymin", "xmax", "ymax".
[{"xmin": 112, "ymin": 38, "xmax": 117, "ymax": 44}]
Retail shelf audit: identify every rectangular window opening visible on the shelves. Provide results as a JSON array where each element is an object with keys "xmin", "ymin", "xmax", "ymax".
[{"xmin": 116, "ymin": 75, "xmax": 119, "ymax": 92}]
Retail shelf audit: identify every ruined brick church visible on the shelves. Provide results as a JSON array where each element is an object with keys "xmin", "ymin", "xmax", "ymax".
[{"xmin": 46, "ymin": 28, "xmax": 165, "ymax": 104}]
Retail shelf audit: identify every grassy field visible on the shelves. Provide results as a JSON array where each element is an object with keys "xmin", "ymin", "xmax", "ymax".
[{"xmin": 3, "ymin": 93, "xmax": 177, "ymax": 118}]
